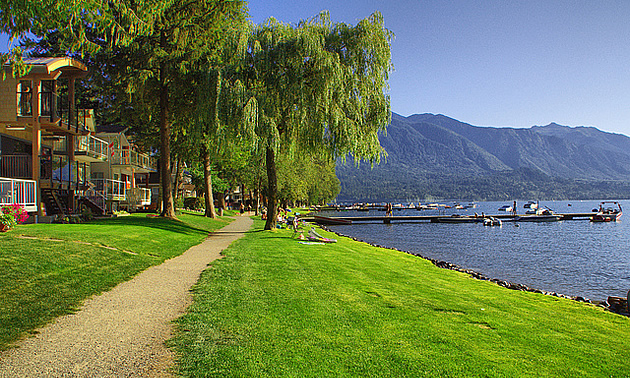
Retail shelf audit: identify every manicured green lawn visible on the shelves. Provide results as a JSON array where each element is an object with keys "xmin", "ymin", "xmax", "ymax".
[
  {"xmin": 172, "ymin": 219, "xmax": 630, "ymax": 377},
  {"xmin": 0, "ymin": 212, "xmax": 232, "ymax": 350}
]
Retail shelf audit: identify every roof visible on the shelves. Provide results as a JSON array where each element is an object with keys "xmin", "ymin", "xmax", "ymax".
[
  {"xmin": 96, "ymin": 124, "xmax": 129, "ymax": 134},
  {"xmin": 9, "ymin": 57, "xmax": 88, "ymax": 78}
]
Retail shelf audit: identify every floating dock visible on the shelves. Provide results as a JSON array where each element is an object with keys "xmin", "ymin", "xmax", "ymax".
[{"xmin": 307, "ymin": 213, "xmax": 596, "ymax": 225}]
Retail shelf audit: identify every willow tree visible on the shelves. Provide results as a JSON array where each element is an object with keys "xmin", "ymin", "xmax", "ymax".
[{"xmin": 240, "ymin": 12, "xmax": 393, "ymax": 229}]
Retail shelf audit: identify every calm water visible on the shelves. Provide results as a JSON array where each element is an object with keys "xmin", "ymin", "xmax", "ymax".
[{"xmin": 323, "ymin": 200, "xmax": 630, "ymax": 301}]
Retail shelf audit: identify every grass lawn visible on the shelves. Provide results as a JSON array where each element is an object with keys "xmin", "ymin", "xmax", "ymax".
[
  {"xmin": 172, "ymin": 219, "xmax": 630, "ymax": 377},
  {"xmin": 0, "ymin": 211, "xmax": 232, "ymax": 350}
]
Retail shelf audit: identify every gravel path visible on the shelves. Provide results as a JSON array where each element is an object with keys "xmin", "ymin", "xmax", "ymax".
[{"xmin": 0, "ymin": 215, "xmax": 253, "ymax": 377}]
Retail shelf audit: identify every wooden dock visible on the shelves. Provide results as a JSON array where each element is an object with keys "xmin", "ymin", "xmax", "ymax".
[{"xmin": 307, "ymin": 212, "xmax": 595, "ymax": 225}]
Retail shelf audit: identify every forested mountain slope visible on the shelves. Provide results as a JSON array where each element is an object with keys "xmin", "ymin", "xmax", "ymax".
[{"xmin": 336, "ymin": 113, "xmax": 630, "ymax": 201}]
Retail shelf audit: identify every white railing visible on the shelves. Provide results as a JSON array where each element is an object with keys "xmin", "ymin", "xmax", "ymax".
[
  {"xmin": 76, "ymin": 135, "xmax": 109, "ymax": 161},
  {"xmin": 111, "ymin": 149, "xmax": 156, "ymax": 171},
  {"xmin": 124, "ymin": 187, "xmax": 152, "ymax": 208},
  {"xmin": 0, "ymin": 177, "xmax": 38, "ymax": 212},
  {"xmin": 138, "ymin": 187, "xmax": 151, "ymax": 206},
  {"xmin": 90, "ymin": 178, "xmax": 126, "ymax": 201}
]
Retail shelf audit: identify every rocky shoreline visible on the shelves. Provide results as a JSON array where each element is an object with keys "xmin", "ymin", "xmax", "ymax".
[{"xmin": 319, "ymin": 225, "xmax": 629, "ymax": 317}]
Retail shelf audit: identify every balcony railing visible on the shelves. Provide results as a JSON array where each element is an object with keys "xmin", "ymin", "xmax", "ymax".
[
  {"xmin": 90, "ymin": 178, "xmax": 126, "ymax": 201},
  {"xmin": 111, "ymin": 149, "xmax": 156, "ymax": 172},
  {"xmin": 38, "ymin": 92, "xmax": 92, "ymax": 134},
  {"xmin": 125, "ymin": 187, "xmax": 152, "ymax": 207},
  {"xmin": 0, "ymin": 177, "xmax": 37, "ymax": 212},
  {"xmin": 75, "ymin": 135, "xmax": 108, "ymax": 162},
  {"xmin": 0, "ymin": 155, "xmax": 32, "ymax": 179}
]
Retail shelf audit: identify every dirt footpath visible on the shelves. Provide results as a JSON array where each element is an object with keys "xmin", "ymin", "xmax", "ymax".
[{"xmin": 0, "ymin": 215, "xmax": 253, "ymax": 377}]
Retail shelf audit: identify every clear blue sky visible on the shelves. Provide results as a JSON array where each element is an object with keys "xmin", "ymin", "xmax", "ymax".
[
  {"xmin": 3, "ymin": 1, "xmax": 630, "ymax": 136},
  {"xmin": 248, "ymin": 0, "xmax": 630, "ymax": 136}
]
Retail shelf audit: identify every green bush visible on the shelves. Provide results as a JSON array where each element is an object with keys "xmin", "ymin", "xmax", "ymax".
[
  {"xmin": 183, "ymin": 197, "xmax": 205, "ymax": 210},
  {"xmin": 174, "ymin": 196, "xmax": 184, "ymax": 209}
]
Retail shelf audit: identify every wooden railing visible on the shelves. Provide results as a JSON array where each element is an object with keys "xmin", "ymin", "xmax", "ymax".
[
  {"xmin": 0, "ymin": 155, "xmax": 32, "ymax": 179},
  {"xmin": 0, "ymin": 177, "xmax": 37, "ymax": 212}
]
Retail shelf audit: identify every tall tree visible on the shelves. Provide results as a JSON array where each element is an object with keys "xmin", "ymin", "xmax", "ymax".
[
  {"xmin": 240, "ymin": 12, "xmax": 393, "ymax": 229},
  {"xmin": 1, "ymin": 0, "xmax": 248, "ymax": 219}
]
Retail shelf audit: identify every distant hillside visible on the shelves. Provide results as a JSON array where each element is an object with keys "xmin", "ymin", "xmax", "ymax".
[{"xmin": 336, "ymin": 113, "xmax": 630, "ymax": 201}]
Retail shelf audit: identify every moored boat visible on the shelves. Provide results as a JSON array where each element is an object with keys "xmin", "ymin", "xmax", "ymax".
[
  {"xmin": 524, "ymin": 201, "xmax": 539, "ymax": 210},
  {"xmin": 515, "ymin": 207, "xmax": 560, "ymax": 222},
  {"xmin": 483, "ymin": 217, "xmax": 502, "ymax": 226},
  {"xmin": 591, "ymin": 201, "xmax": 622, "ymax": 222},
  {"xmin": 498, "ymin": 205, "xmax": 513, "ymax": 212}
]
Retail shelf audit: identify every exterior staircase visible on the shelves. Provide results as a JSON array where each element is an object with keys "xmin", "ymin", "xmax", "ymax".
[
  {"xmin": 78, "ymin": 196, "xmax": 105, "ymax": 215},
  {"xmin": 41, "ymin": 188, "xmax": 68, "ymax": 215}
]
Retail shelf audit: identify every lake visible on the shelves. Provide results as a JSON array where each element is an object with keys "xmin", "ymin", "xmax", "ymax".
[{"xmin": 321, "ymin": 200, "xmax": 630, "ymax": 302}]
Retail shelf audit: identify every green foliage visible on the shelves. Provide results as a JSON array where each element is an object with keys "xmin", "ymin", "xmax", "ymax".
[
  {"xmin": 172, "ymin": 220, "xmax": 630, "ymax": 376},
  {"xmin": 276, "ymin": 151, "xmax": 340, "ymax": 205},
  {"xmin": 240, "ymin": 11, "xmax": 392, "ymax": 160},
  {"xmin": 234, "ymin": 11, "xmax": 392, "ymax": 228},
  {"xmin": 183, "ymin": 197, "xmax": 205, "ymax": 210},
  {"xmin": 338, "ymin": 167, "xmax": 630, "ymax": 202},
  {"xmin": 0, "ymin": 213, "xmax": 17, "ymax": 229}
]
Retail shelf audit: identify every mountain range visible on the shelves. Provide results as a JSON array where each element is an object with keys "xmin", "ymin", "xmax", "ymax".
[{"xmin": 335, "ymin": 113, "xmax": 630, "ymax": 201}]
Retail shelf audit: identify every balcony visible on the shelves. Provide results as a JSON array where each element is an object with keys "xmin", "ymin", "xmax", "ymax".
[
  {"xmin": 111, "ymin": 149, "xmax": 156, "ymax": 173},
  {"xmin": 0, "ymin": 177, "xmax": 37, "ymax": 212},
  {"xmin": 84, "ymin": 178, "xmax": 126, "ymax": 212},
  {"xmin": 0, "ymin": 155, "xmax": 32, "ymax": 179},
  {"xmin": 75, "ymin": 135, "xmax": 108, "ymax": 162},
  {"xmin": 38, "ymin": 91, "xmax": 93, "ymax": 135}
]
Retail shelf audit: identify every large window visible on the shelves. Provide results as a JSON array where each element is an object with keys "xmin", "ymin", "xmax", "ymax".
[{"xmin": 17, "ymin": 80, "xmax": 32, "ymax": 117}]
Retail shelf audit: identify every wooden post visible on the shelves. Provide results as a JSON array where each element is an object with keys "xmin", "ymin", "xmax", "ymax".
[
  {"xmin": 67, "ymin": 135, "xmax": 75, "ymax": 213},
  {"xmin": 31, "ymin": 79, "xmax": 42, "ymax": 217},
  {"xmin": 67, "ymin": 78, "xmax": 76, "ymax": 213}
]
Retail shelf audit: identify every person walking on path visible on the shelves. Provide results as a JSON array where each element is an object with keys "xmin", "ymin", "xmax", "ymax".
[{"xmin": 0, "ymin": 216, "xmax": 253, "ymax": 377}]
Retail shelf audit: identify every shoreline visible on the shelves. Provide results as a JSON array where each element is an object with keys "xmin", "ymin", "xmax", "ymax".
[{"xmin": 317, "ymin": 224, "xmax": 629, "ymax": 316}]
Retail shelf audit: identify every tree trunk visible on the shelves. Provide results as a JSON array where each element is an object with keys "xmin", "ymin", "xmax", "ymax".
[
  {"xmin": 264, "ymin": 146, "xmax": 278, "ymax": 230},
  {"xmin": 254, "ymin": 188, "xmax": 259, "ymax": 216},
  {"xmin": 219, "ymin": 190, "xmax": 227, "ymax": 210},
  {"xmin": 159, "ymin": 32, "xmax": 176, "ymax": 219},
  {"xmin": 174, "ymin": 156, "xmax": 183, "ymax": 200},
  {"xmin": 203, "ymin": 146, "xmax": 216, "ymax": 218}
]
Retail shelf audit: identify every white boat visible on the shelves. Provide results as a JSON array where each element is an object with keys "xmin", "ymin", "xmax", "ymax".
[
  {"xmin": 483, "ymin": 217, "xmax": 502, "ymax": 226},
  {"xmin": 523, "ymin": 201, "xmax": 539, "ymax": 210},
  {"xmin": 515, "ymin": 208, "xmax": 561, "ymax": 222},
  {"xmin": 463, "ymin": 202, "xmax": 477, "ymax": 209},
  {"xmin": 498, "ymin": 205, "xmax": 513, "ymax": 212},
  {"xmin": 591, "ymin": 201, "xmax": 622, "ymax": 222}
]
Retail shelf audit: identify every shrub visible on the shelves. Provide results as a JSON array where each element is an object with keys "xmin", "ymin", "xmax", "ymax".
[
  {"xmin": 0, "ymin": 204, "xmax": 28, "ymax": 230},
  {"xmin": 183, "ymin": 197, "xmax": 205, "ymax": 210}
]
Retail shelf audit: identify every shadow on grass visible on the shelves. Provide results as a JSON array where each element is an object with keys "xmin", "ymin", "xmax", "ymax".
[{"xmin": 90, "ymin": 216, "xmax": 209, "ymax": 235}]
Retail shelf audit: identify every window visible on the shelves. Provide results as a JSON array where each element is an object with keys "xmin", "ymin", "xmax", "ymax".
[
  {"xmin": 17, "ymin": 80, "xmax": 32, "ymax": 116},
  {"xmin": 40, "ymin": 80, "xmax": 55, "ymax": 118}
]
